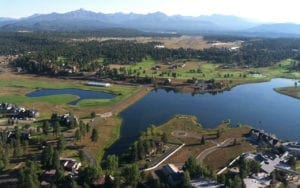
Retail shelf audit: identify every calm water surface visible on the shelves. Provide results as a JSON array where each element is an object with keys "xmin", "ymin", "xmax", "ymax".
[
  {"xmin": 27, "ymin": 88, "xmax": 115, "ymax": 105},
  {"xmin": 109, "ymin": 78, "xmax": 300, "ymax": 154}
]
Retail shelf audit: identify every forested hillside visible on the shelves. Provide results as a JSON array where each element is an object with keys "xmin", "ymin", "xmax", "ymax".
[{"xmin": 2, "ymin": 32, "xmax": 300, "ymax": 75}]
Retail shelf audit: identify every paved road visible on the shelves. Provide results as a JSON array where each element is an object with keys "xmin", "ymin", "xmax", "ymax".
[
  {"xmin": 196, "ymin": 138, "xmax": 234, "ymax": 161},
  {"xmin": 143, "ymin": 143, "xmax": 185, "ymax": 171}
]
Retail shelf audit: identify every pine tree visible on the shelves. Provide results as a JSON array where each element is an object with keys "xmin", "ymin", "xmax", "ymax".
[
  {"xmin": 52, "ymin": 150, "xmax": 60, "ymax": 170},
  {"xmin": 182, "ymin": 171, "xmax": 192, "ymax": 188},
  {"xmin": 201, "ymin": 136, "xmax": 205, "ymax": 145},
  {"xmin": 42, "ymin": 121, "xmax": 49, "ymax": 135},
  {"xmin": 162, "ymin": 132, "xmax": 168, "ymax": 143},
  {"xmin": 122, "ymin": 164, "xmax": 140, "ymax": 187},
  {"xmin": 75, "ymin": 129, "xmax": 81, "ymax": 141},
  {"xmin": 57, "ymin": 135, "xmax": 65, "ymax": 153},
  {"xmin": 79, "ymin": 150, "xmax": 85, "ymax": 163},
  {"xmin": 41, "ymin": 145, "xmax": 54, "ymax": 169},
  {"xmin": 17, "ymin": 161, "xmax": 39, "ymax": 188},
  {"xmin": 106, "ymin": 155, "xmax": 118, "ymax": 175},
  {"xmin": 91, "ymin": 128, "xmax": 98, "ymax": 142},
  {"xmin": 53, "ymin": 121, "xmax": 60, "ymax": 137},
  {"xmin": 216, "ymin": 130, "xmax": 220, "ymax": 138},
  {"xmin": 91, "ymin": 112, "xmax": 96, "ymax": 118}
]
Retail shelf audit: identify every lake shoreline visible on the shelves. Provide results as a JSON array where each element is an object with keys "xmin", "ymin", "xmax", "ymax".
[
  {"xmin": 274, "ymin": 86, "xmax": 300, "ymax": 100},
  {"xmin": 112, "ymin": 78, "xmax": 300, "ymax": 154}
]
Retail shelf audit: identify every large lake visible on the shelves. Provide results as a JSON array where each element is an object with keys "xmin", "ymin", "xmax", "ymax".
[
  {"xmin": 108, "ymin": 78, "xmax": 300, "ymax": 155},
  {"xmin": 27, "ymin": 88, "xmax": 115, "ymax": 105}
]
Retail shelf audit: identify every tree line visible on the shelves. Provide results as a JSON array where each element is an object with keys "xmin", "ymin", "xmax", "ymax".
[{"xmin": 3, "ymin": 32, "xmax": 300, "ymax": 75}]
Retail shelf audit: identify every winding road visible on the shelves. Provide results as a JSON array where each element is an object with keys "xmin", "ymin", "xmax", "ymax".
[{"xmin": 196, "ymin": 138, "xmax": 234, "ymax": 161}]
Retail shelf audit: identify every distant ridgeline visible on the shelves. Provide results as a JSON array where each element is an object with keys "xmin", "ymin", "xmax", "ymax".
[{"xmin": 2, "ymin": 32, "xmax": 300, "ymax": 75}]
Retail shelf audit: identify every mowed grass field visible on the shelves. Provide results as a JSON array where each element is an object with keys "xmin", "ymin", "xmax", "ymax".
[
  {"xmin": 119, "ymin": 58, "xmax": 300, "ymax": 89},
  {"xmin": 0, "ymin": 73, "xmax": 139, "ymax": 118}
]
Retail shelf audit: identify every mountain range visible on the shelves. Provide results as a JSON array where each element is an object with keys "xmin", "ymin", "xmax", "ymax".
[{"xmin": 0, "ymin": 9, "xmax": 299, "ymax": 36}]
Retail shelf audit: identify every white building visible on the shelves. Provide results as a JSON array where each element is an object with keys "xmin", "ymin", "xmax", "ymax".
[{"xmin": 87, "ymin": 81, "xmax": 111, "ymax": 87}]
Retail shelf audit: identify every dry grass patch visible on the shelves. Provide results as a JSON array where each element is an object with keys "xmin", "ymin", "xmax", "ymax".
[
  {"xmin": 76, "ymin": 116, "xmax": 121, "ymax": 162},
  {"xmin": 275, "ymin": 87, "xmax": 300, "ymax": 99},
  {"xmin": 156, "ymin": 115, "xmax": 253, "ymax": 168},
  {"xmin": 159, "ymin": 36, "xmax": 210, "ymax": 50},
  {"xmin": 164, "ymin": 143, "xmax": 214, "ymax": 165},
  {"xmin": 108, "ymin": 64, "xmax": 129, "ymax": 69},
  {"xmin": 0, "ymin": 86, "xmax": 31, "ymax": 97},
  {"xmin": 157, "ymin": 115, "xmax": 205, "ymax": 143},
  {"xmin": 203, "ymin": 140, "xmax": 255, "ymax": 171},
  {"xmin": 216, "ymin": 125, "xmax": 252, "ymax": 142}
]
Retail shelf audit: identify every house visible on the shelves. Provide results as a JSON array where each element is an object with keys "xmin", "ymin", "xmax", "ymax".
[
  {"xmin": 242, "ymin": 152, "xmax": 294, "ymax": 187},
  {"xmin": 282, "ymin": 142, "xmax": 300, "ymax": 157},
  {"xmin": 60, "ymin": 158, "xmax": 81, "ymax": 172},
  {"xmin": 260, "ymin": 154, "xmax": 281, "ymax": 174},
  {"xmin": 230, "ymin": 46, "xmax": 239, "ymax": 51},
  {"xmin": 60, "ymin": 113, "xmax": 78, "ymax": 127},
  {"xmin": 228, "ymin": 167, "xmax": 240, "ymax": 175},
  {"xmin": 243, "ymin": 176, "xmax": 271, "ymax": 188},
  {"xmin": 249, "ymin": 129, "xmax": 281, "ymax": 147},
  {"xmin": 151, "ymin": 65, "xmax": 161, "ymax": 70},
  {"xmin": 0, "ymin": 102, "xmax": 39, "ymax": 120},
  {"xmin": 87, "ymin": 81, "xmax": 111, "ymax": 87},
  {"xmin": 190, "ymin": 178, "xmax": 224, "ymax": 188},
  {"xmin": 163, "ymin": 78, "xmax": 172, "ymax": 85},
  {"xmin": 243, "ymin": 152, "xmax": 290, "ymax": 175},
  {"xmin": 92, "ymin": 175, "xmax": 115, "ymax": 188},
  {"xmin": 40, "ymin": 169, "xmax": 56, "ymax": 188},
  {"xmin": 162, "ymin": 164, "xmax": 183, "ymax": 186},
  {"xmin": 154, "ymin": 45, "xmax": 165, "ymax": 49},
  {"xmin": 7, "ymin": 131, "xmax": 31, "ymax": 142}
]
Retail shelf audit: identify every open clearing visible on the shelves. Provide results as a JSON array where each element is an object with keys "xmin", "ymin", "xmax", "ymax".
[
  {"xmin": 75, "ymin": 116, "xmax": 122, "ymax": 162},
  {"xmin": 155, "ymin": 115, "xmax": 253, "ymax": 171},
  {"xmin": 203, "ymin": 140, "xmax": 255, "ymax": 171},
  {"xmin": 72, "ymin": 35, "xmax": 241, "ymax": 50}
]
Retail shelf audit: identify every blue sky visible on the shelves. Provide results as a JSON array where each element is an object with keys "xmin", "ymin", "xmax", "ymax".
[{"xmin": 1, "ymin": 0, "xmax": 300, "ymax": 23}]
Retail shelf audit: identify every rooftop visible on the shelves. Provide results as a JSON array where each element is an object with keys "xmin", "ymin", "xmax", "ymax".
[
  {"xmin": 163, "ymin": 164, "xmax": 181, "ymax": 174},
  {"xmin": 87, "ymin": 81, "xmax": 111, "ymax": 87},
  {"xmin": 191, "ymin": 178, "xmax": 224, "ymax": 188},
  {"xmin": 243, "ymin": 178, "xmax": 271, "ymax": 188}
]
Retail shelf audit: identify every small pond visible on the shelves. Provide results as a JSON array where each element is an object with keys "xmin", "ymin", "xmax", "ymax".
[{"xmin": 27, "ymin": 88, "xmax": 115, "ymax": 105}]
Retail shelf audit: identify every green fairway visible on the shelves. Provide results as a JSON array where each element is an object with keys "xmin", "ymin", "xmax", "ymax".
[
  {"xmin": 123, "ymin": 58, "xmax": 300, "ymax": 89},
  {"xmin": 0, "ymin": 77, "xmax": 137, "ymax": 105}
]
